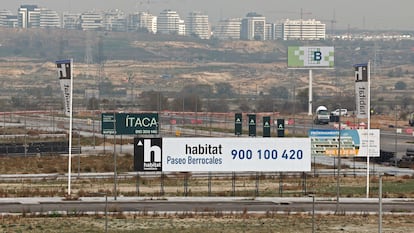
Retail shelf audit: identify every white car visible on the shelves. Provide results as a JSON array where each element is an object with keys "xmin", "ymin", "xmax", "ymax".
[{"xmin": 331, "ymin": 109, "xmax": 348, "ymax": 116}]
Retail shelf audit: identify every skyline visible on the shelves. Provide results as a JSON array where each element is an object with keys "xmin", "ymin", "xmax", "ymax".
[{"xmin": 2, "ymin": 0, "xmax": 414, "ymax": 30}]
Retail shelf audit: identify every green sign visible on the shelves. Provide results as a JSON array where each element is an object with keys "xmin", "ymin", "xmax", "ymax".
[
  {"xmin": 277, "ymin": 119, "xmax": 285, "ymax": 137},
  {"xmin": 101, "ymin": 113, "xmax": 159, "ymax": 135},
  {"xmin": 263, "ymin": 116, "xmax": 271, "ymax": 137},
  {"xmin": 235, "ymin": 113, "xmax": 242, "ymax": 136},
  {"xmin": 248, "ymin": 114, "xmax": 256, "ymax": 137}
]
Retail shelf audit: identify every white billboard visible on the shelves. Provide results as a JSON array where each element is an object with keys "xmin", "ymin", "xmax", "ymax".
[
  {"xmin": 309, "ymin": 129, "xmax": 380, "ymax": 157},
  {"xmin": 134, "ymin": 137, "xmax": 311, "ymax": 172},
  {"xmin": 288, "ymin": 46, "xmax": 334, "ymax": 68}
]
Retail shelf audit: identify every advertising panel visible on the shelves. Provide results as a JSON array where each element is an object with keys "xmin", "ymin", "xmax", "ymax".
[
  {"xmin": 134, "ymin": 137, "xmax": 311, "ymax": 172},
  {"xmin": 101, "ymin": 113, "xmax": 159, "ymax": 135},
  {"xmin": 309, "ymin": 129, "xmax": 380, "ymax": 157},
  {"xmin": 288, "ymin": 46, "xmax": 334, "ymax": 68},
  {"xmin": 354, "ymin": 63, "xmax": 369, "ymax": 119}
]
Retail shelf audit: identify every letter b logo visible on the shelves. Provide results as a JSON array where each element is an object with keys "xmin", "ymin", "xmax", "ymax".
[{"xmin": 313, "ymin": 51, "xmax": 322, "ymax": 61}]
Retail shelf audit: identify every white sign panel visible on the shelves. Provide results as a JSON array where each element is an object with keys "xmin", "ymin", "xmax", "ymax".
[
  {"xmin": 309, "ymin": 129, "xmax": 380, "ymax": 157},
  {"xmin": 161, "ymin": 138, "xmax": 311, "ymax": 172}
]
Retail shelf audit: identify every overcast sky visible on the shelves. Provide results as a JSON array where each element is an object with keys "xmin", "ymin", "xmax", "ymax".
[{"xmin": 3, "ymin": 0, "xmax": 414, "ymax": 30}]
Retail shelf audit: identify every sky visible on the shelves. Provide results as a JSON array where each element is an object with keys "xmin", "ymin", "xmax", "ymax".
[{"xmin": 2, "ymin": 0, "xmax": 414, "ymax": 30}]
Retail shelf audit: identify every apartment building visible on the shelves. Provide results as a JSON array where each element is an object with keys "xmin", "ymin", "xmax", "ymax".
[
  {"xmin": 186, "ymin": 11, "xmax": 210, "ymax": 39},
  {"xmin": 157, "ymin": 9, "xmax": 185, "ymax": 35},
  {"xmin": 62, "ymin": 13, "xmax": 81, "ymax": 30},
  {"xmin": 0, "ymin": 10, "xmax": 18, "ymax": 28},
  {"xmin": 80, "ymin": 11, "xmax": 103, "ymax": 31},
  {"xmin": 128, "ymin": 11, "xmax": 157, "ymax": 33},
  {"xmin": 39, "ymin": 8, "xmax": 60, "ymax": 28},
  {"xmin": 103, "ymin": 9, "xmax": 127, "ymax": 32},
  {"xmin": 276, "ymin": 19, "xmax": 326, "ymax": 40},
  {"xmin": 213, "ymin": 18, "xmax": 241, "ymax": 40},
  {"xmin": 240, "ymin": 12, "xmax": 266, "ymax": 40}
]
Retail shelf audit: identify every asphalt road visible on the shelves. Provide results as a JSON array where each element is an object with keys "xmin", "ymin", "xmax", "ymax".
[{"xmin": 0, "ymin": 197, "xmax": 413, "ymax": 214}]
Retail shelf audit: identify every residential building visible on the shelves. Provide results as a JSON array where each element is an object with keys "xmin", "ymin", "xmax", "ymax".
[
  {"xmin": 240, "ymin": 12, "xmax": 266, "ymax": 40},
  {"xmin": 80, "ymin": 11, "xmax": 103, "ymax": 31},
  {"xmin": 18, "ymin": 5, "xmax": 39, "ymax": 28},
  {"xmin": 103, "ymin": 9, "xmax": 127, "ymax": 32},
  {"xmin": 0, "ymin": 10, "xmax": 18, "ymax": 28},
  {"xmin": 276, "ymin": 19, "xmax": 326, "ymax": 40},
  {"xmin": 186, "ymin": 11, "xmax": 210, "ymax": 39},
  {"xmin": 265, "ymin": 23, "xmax": 276, "ymax": 40},
  {"xmin": 62, "ymin": 12, "xmax": 81, "ymax": 30},
  {"xmin": 39, "ymin": 8, "xmax": 60, "ymax": 28},
  {"xmin": 128, "ymin": 11, "xmax": 157, "ymax": 33},
  {"xmin": 157, "ymin": 9, "xmax": 185, "ymax": 35},
  {"xmin": 213, "ymin": 18, "xmax": 241, "ymax": 40}
]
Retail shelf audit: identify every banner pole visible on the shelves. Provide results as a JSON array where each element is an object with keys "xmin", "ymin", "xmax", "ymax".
[
  {"xmin": 68, "ymin": 58, "xmax": 73, "ymax": 196},
  {"xmin": 366, "ymin": 61, "xmax": 371, "ymax": 198}
]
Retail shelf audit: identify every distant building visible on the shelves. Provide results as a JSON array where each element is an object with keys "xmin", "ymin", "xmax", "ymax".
[
  {"xmin": 103, "ymin": 9, "xmax": 127, "ymax": 32},
  {"xmin": 265, "ymin": 23, "xmax": 276, "ymax": 40},
  {"xmin": 276, "ymin": 19, "xmax": 326, "ymax": 40},
  {"xmin": 38, "ymin": 8, "xmax": 60, "ymax": 28},
  {"xmin": 240, "ymin": 12, "xmax": 266, "ymax": 40},
  {"xmin": 213, "ymin": 18, "xmax": 241, "ymax": 40},
  {"xmin": 0, "ymin": 10, "xmax": 18, "ymax": 28},
  {"xmin": 80, "ymin": 11, "xmax": 103, "ymax": 31},
  {"xmin": 18, "ymin": 5, "xmax": 39, "ymax": 28},
  {"xmin": 186, "ymin": 11, "xmax": 210, "ymax": 39},
  {"xmin": 157, "ymin": 9, "xmax": 185, "ymax": 35},
  {"xmin": 128, "ymin": 11, "xmax": 157, "ymax": 33},
  {"xmin": 62, "ymin": 12, "xmax": 81, "ymax": 30},
  {"xmin": 18, "ymin": 5, "xmax": 60, "ymax": 29}
]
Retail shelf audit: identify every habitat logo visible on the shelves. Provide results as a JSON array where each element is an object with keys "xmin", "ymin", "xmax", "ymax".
[
  {"xmin": 134, "ymin": 138, "xmax": 162, "ymax": 172},
  {"xmin": 288, "ymin": 46, "xmax": 334, "ymax": 68}
]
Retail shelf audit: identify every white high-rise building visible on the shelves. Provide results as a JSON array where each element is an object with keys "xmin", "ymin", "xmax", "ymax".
[
  {"xmin": 128, "ymin": 12, "xmax": 157, "ymax": 33},
  {"xmin": 213, "ymin": 18, "xmax": 241, "ymax": 40},
  {"xmin": 80, "ymin": 11, "xmax": 103, "ymax": 31},
  {"xmin": 240, "ymin": 12, "xmax": 266, "ymax": 40},
  {"xmin": 157, "ymin": 9, "xmax": 185, "ymax": 35},
  {"xmin": 39, "ymin": 8, "xmax": 60, "ymax": 28},
  {"xmin": 63, "ymin": 12, "xmax": 81, "ymax": 30},
  {"xmin": 18, "ymin": 5, "xmax": 39, "ymax": 28},
  {"xmin": 276, "ymin": 19, "xmax": 326, "ymax": 40},
  {"xmin": 0, "ymin": 10, "xmax": 18, "ymax": 28},
  {"xmin": 103, "ymin": 9, "xmax": 127, "ymax": 32},
  {"xmin": 186, "ymin": 11, "xmax": 210, "ymax": 39}
]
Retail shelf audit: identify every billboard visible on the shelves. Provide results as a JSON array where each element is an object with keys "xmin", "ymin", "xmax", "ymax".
[
  {"xmin": 309, "ymin": 129, "xmax": 380, "ymax": 157},
  {"xmin": 55, "ymin": 59, "xmax": 72, "ymax": 116},
  {"xmin": 101, "ymin": 113, "xmax": 159, "ymax": 135},
  {"xmin": 354, "ymin": 63, "xmax": 369, "ymax": 118},
  {"xmin": 134, "ymin": 137, "xmax": 311, "ymax": 172},
  {"xmin": 288, "ymin": 46, "xmax": 334, "ymax": 68}
]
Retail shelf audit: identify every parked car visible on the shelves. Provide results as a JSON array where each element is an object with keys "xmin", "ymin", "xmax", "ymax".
[{"xmin": 331, "ymin": 108, "xmax": 348, "ymax": 116}]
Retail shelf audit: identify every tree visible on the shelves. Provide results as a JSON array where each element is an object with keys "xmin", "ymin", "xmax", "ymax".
[
  {"xmin": 268, "ymin": 86, "xmax": 289, "ymax": 99},
  {"xmin": 214, "ymin": 82, "xmax": 235, "ymax": 98},
  {"xmin": 139, "ymin": 91, "xmax": 169, "ymax": 111},
  {"xmin": 395, "ymin": 81, "xmax": 407, "ymax": 90}
]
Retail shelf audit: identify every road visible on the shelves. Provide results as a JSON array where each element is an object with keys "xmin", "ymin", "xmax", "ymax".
[{"xmin": 0, "ymin": 197, "xmax": 412, "ymax": 214}]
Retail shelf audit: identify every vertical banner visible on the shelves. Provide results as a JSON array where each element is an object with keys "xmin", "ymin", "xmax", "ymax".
[
  {"xmin": 56, "ymin": 59, "xmax": 72, "ymax": 116},
  {"xmin": 277, "ymin": 119, "xmax": 285, "ymax": 137},
  {"xmin": 235, "ymin": 113, "xmax": 242, "ymax": 136},
  {"xmin": 262, "ymin": 116, "xmax": 271, "ymax": 137},
  {"xmin": 354, "ymin": 63, "xmax": 369, "ymax": 119},
  {"xmin": 248, "ymin": 114, "xmax": 256, "ymax": 137}
]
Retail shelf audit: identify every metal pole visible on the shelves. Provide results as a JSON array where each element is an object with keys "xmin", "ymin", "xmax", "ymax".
[
  {"xmin": 308, "ymin": 69, "xmax": 313, "ymax": 116},
  {"xmin": 312, "ymin": 194, "xmax": 315, "ymax": 233},
  {"xmin": 105, "ymin": 193, "xmax": 108, "ymax": 233},
  {"xmin": 336, "ymin": 113, "xmax": 341, "ymax": 213},
  {"xmin": 78, "ymin": 128, "xmax": 80, "ymax": 177},
  {"xmin": 378, "ymin": 174, "xmax": 382, "ymax": 233},
  {"xmin": 113, "ymin": 112, "xmax": 117, "ymax": 200}
]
